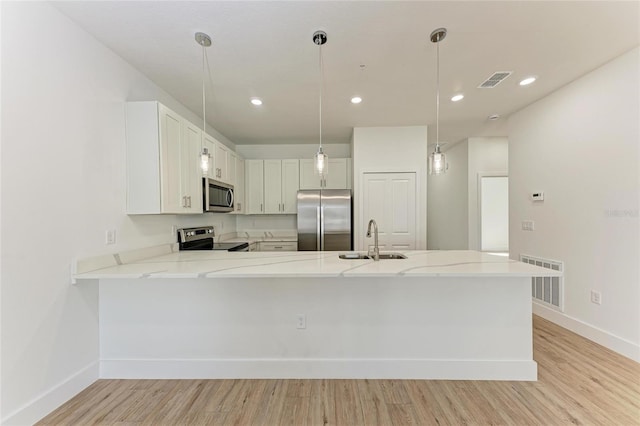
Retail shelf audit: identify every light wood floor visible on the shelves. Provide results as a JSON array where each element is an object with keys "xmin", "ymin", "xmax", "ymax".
[{"xmin": 37, "ymin": 316, "xmax": 640, "ymax": 425}]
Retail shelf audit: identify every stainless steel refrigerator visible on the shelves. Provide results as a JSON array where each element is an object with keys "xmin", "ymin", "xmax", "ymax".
[{"xmin": 297, "ymin": 189, "xmax": 353, "ymax": 251}]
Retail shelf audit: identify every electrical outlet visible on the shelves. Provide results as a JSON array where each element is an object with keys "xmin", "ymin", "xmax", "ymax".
[
  {"xmin": 590, "ymin": 290, "xmax": 602, "ymax": 305},
  {"xmin": 105, "ymin": 229, "xmax": 116, "ymax": 245},
  {"xmin": 521, "ymin": 221, "xmax": 535, "ymax": 231},
  {"xmin": 296, "ymin": 314, "xmax": 306, "ymax": 329}
]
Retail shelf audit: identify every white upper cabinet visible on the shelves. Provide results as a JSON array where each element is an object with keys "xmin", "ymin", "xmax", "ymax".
[
  {"xmin": 281, "ymin": 159, "xmax": 300, "ymax": 214},
  {"xmin": 204, "ymin": 133, "xmax": 233, "ymax": 184},
  {"xmin": 245, "ymin": 159, "xmax": 265, "ymax": 214},
  {"xmin": 263, "ymin": 159, "xmax": 282, "ymax": 214},
  {"xmin": 299, "ymin": 158, "xmax": 351, "ymax": 190},
  {"xmin": 181, "ymin": 119, "xmax": 205, "ymax": 213},
  {"xmin": 214, "ymin": 140, "xmax": 229, "ymax": 182},
  {"xmin": 245, "ymin": 159, "xmax": 299, "ymax": 215},
  {"xmin": 228, "ymin": 151, "xmax": 237, "ymax": 186},
  {"xmin": 126, "ymin": 101, "xmax": 202, "ymax": 214},
  {"xmin": 233, "ymin": 157, "xmax": 245, "ymax": 214}
]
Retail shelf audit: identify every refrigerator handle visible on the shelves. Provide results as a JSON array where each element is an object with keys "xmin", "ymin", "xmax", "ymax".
[
  {"xmin": 320, "ymin": 205, "xmax": 325, "ymax": 250},
  {"xmin": 316, "ymin": 206, "xmax": 321, "ymax": 251}
]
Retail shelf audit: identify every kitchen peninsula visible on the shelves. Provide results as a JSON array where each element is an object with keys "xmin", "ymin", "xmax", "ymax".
[{"xmin": 74, "ymin": 249, "xmax": 560, "ymax": 381}]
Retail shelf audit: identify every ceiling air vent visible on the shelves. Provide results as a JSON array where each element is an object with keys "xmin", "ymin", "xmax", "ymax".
[{"xmin": 478, "ymin": 71, "xmax": 512, "ymax": 88}]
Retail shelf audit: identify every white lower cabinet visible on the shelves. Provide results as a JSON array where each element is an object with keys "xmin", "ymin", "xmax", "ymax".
[
  {"xmin": 126, "ymin": 101, "xmax": 202, "ymax": 214},
  {"xmin": 248, "ymin": 242, "xmax": 258, "ymax": 252},
  {"xmin": 258, "ymin": 241, "xmax": 297, "ymax": 251},
  {"xmin": 299, "ymin": 158, "xmax": 351, "ymax": 189}
]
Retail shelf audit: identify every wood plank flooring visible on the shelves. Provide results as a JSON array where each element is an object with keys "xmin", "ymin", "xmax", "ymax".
[{"xmin": 37, "ymin": 316, "xmax": 640, "ymax": 425}]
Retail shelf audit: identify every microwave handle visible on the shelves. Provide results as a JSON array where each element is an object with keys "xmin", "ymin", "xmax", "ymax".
[{"xmin": 227, "ymin": 189, "xmax": 234, "ymax": 208}]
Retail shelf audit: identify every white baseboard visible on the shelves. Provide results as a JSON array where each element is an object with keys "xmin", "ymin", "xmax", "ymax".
[
  {"xmin": 1, "ymin": 361, "xmax": 99, "ymax": 426},
  {"xmin": 533, "ymin": 302, "xmax": 640, "ymax": 362},
  {"xmin": 101, "ymin": 358, "xmax": 537, "ymax": 381}
]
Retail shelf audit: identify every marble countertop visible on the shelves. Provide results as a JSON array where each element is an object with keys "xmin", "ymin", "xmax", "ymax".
[{"xmin": 73, "ymin": 248, "xmax": 561, "ymax": 281}]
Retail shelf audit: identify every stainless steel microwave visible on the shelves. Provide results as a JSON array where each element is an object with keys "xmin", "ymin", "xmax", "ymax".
[{"xmin": 203, "ymin": 178, "xmax": 234, "ymax": 213}]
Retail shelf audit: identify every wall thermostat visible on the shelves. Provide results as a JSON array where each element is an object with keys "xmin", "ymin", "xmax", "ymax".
[{"xmin": 531, "ymin": 192, "xmax": 544, "ymax": 201}]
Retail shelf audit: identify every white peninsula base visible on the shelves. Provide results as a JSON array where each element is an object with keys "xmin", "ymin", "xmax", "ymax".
[{"xmin": 99, "ymin": 275, "xmax": 536, "ymax": 381}]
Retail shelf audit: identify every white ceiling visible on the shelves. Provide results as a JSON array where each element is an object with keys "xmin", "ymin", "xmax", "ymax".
[{"xmin": 53, "ymin": 1, "xmax": 639, "ymax": 146}]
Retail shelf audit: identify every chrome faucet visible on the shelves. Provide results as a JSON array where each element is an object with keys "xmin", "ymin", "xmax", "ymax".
[{"xmin": 366, "ymin": 219, "xmax": 380, "ymax": 261}]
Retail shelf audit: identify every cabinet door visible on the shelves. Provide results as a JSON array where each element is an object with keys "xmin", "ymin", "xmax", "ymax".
[
  {"xmin": 362, "ymin": 172, "xmax": 416, "ymax": 250},
  {"xmin": 203, "ymin": 133, "xmax": 217, "ymax": 180},
  {"xmin": 281, "ymin": 159, "xmax": 300, "ymax": 213},
  {"xmin": 158, "ymin": 104, "xmax": 184, "ymax": 213},
  {"xmin": 228, "ymin": 151, "xmax": 237, "ymax": 186},
  {"xmin": 234, "ymin": 158, "xmax": 245, "ymax": 214},
  {"xmin": 263, "ymin": 159, "xmax": 282, "ymax": 214},
  {"xmin": 299, "ymin": 158, "xmax": 350, "ymax": 189},
  {"xmin": 214, "ymin": 140, "xmax": 228, "ymax": 182},
  {"xmin": 245, "ymin": 160, "xmax": 264, "ymax": 214},
  {"xmin": 258, "ymin": 242, "xmax": 297, "ymax": 251},
  {"xmin": 181, "ymin": 120, "xmax": 204, "ymax": 213},
  {"xmin": 299, "ymin": 159, "xmax": 320, "ymax": 190},
  {"xmin": 324, "ymin": 158, "xmax": 348, "ymax": 189}
]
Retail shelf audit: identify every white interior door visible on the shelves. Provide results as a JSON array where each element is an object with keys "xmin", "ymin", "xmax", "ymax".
[
  {"xmin": 480, "ymin": 175, "xmax": 509, "ymax": 252},
  {"xmin": 362, "ymin": 172, "xmax": 416, "ymax": 251}
]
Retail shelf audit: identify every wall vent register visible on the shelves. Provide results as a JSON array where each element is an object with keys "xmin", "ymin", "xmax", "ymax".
[{"xmin": 521, "ymin": 254, "xmax": 564, "ymax": 311}]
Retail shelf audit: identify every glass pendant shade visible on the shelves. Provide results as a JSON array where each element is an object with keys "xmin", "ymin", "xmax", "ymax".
[
  {"xmin": 200, "ymin": 147, "xmax": 210, "ymax": 175},
  {"xmin": 314, "ymin": 147, "xmax": 328, "ymax": 176},
  {"xmin": 429, "ymin": 148, "xmax": 446, "ymax": 175}
]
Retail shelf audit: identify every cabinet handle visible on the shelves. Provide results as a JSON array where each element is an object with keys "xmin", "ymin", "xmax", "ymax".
[
  {"xmin": 260, "ymin": 203, "xmax": 263, "ymax": 212},
  {"xmin": 275, "ymin": 246, "xmax": 283, "ymax": 249},
  {"xmin": 188, "ymin": 196, "xmax": 192, "ymax": 208},
  {"xmin": 182, "ymin": 196, "xmax": 186, "ymax": 208}
]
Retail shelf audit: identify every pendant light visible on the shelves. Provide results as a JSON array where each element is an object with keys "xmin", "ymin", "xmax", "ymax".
[
  {"xmin": 429, "ymin": 28, "xmax": 447, "ymax": 175},
  {"xmin": 195, "ymin": 32, "xmax": 211, "ymax": 175},
  {"xmin": 313, "ymin": 30, "xmax": 328, "ymax": 177}
]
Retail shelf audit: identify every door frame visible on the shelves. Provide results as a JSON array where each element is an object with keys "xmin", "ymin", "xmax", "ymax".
[{"xmin": 477, "ymin": 172, "xmax": 509, "ymax": 253}]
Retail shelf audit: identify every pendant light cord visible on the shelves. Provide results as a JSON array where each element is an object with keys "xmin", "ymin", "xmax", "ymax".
[
  {"xmin": 435, "ymin": 34, "xmax": 440, "ymax": 151},
  {"xmin": 318, "ymin": 40, "xmax": 323, "ymax": 151},
  {"xmin": 202, "ymin": 44, "xmax": 206, "ymax": 138}
]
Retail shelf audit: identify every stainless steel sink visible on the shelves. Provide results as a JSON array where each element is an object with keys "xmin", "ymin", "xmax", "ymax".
[
  {"xmin": 338, "ymin": 252, "xmax": 407, "ymax": 260},
  {"xmin": 376, "ymin": 253, "xmax": 407, "ymax": 259},
  {"xmin": 338, "ymin": 253, "xmax": 371, "ymax": 260}
]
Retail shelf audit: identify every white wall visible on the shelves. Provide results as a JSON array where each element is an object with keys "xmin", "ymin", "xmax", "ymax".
[
  {"xmin": 509, "ymin": 47, "xmax": 639, "ymax": 361},
  {"xmin": 352, "ymin": 126, "xmax": 428, "ymax": 249},
  {"xmin": 0, "ymin": 3, "xmax": 235, "ymax": 423},
  {"xmin": 427, "ymin": 137, "xmax": 508, "ymax": 250},
  {"xmin": 467, "ymin": 138, "xmax": 509, "ymax": 250},
  {"xmin": 235, "ymin": 143, "xmax": 350, "ymax": 159},
  {"xmin": 427, "ymin": 141, "xmax": 469, "ymax": 249}
]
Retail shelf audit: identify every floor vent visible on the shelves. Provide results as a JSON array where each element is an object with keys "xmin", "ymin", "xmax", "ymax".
[
  {"xmin": 478, "ymin": 71, "xmax": 512, "ymax": 88},
  {"xmin": 520, "ymin": 254, "xmax": 564, "ymax": 312}
]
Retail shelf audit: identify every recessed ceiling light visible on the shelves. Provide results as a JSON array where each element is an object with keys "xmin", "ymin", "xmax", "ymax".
[
  {"xmin": 488, "ymin": 114, "xmax": 500, "ymax": 121},
  {"xmin": 250, "ymin": 98, "xmax": 263, "ymax": 106},
  {"xmin": 451, "ymin": 94, "xmax": 464, "ymax": 102},
  {"xmin": 351, "ymin": 96, "xmax": 362, "ymax": 104},
  {"xmin": 519, "ymin": 77, "xmax": 537, "ymax": 86}
]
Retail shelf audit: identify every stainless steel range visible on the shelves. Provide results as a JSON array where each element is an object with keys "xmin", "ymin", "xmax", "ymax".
[{"xmin": 177, "ymin": 226, "xmax": 249, "ymax": 251}]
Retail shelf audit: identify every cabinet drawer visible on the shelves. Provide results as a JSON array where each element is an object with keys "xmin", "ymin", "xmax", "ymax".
[{"xmin": 258, "ymin": 242, "xmax": 297, "ymax": 251}]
